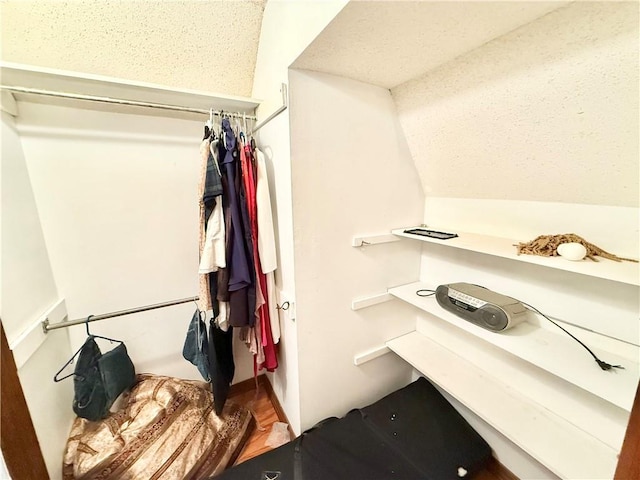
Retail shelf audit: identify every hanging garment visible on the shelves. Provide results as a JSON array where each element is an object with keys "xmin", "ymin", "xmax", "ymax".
[
  {"xmin": 263, "ymin": 273, "xmax": 279, "ymax": 344},
  {"xmin": 236, "ymin": 144, "xmax": 265, "ymax": 366},
  {"xmin": 240, "ymin": 323, "xmax": 264, "ymax": 368},
  {"xmin": 240, "ymin": 143, "xmax": 277, "ymax": 372},
  {"xmin": 182, "ymin": 309, "xmax": 210, "ymax": 381},
  {"xmin": 219, "ymin": 120, "xmax": 255, "ymax": 328},
  {"xmin": 198, "ymin": 139, "xmax": 213, "ymax": 311},
  {"xmin": 216, "ymin": 168, "xmax": 233, "ymax": 330},
  {"xmin": 239, "ymin": 141, "xmax": 264, "ymax": 322},
  {"xmin": 208, "ymin": 320, "xmax": 235, "ymax": 415},
  {"xmin": 255, "ymin": 148, "xmax": 280, "ymax": 343},
  {"xmin": 203, "ymin": 139, "xmax": 224, "ymax": 222},
  {"xmin": 220, "ymin": 119, "xmax": 252, "ymax": 293},
  {"xmin": 200, "ymin": 202, "xmax": 225, "ymax": 274},
  {"xmin": 202, "ymin": 139, "xmax": 225, "ymax": 318},
  {"xmin": 235, "ymin": 141, "xmax": 257, "ymax": 326},
  {"xmin": 199, "ymin": 145, "xmax": 226, "ymax": 275},
  {"xmin": 255, "ymin": 148, "xmax": 277, "ymax": 273},
  {"xmin": 216, "ymin": 300, "xmax": 230, "ymax": 331}
]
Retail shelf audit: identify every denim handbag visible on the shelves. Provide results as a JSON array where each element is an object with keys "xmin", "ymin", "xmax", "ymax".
[
  {"xmin": 182, "ymin": 309, "xmax": 210, "ymax": 381},
  {"xmin": 73, "ymin": 336, "xmax": 136, "ymax": 421}
]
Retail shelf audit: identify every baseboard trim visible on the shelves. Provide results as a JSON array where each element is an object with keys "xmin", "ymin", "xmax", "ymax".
[{"xmin": 259, "ymin": 374, "xmax": 295, "ymax": 439}]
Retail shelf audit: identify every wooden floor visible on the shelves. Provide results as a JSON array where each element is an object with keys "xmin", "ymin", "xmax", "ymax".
[
  {"xmin": 228, "ymin": 376, "xmax": 515, "ymax": 479},
  {"xmin": 229, "ymin": 376, "xmax": 291, "ymax": 465}
]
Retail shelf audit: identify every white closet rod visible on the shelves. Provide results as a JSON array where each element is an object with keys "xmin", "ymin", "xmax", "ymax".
[{"xmin": 0, "ymin": 85, "xmax": 257, "ymax": 120}]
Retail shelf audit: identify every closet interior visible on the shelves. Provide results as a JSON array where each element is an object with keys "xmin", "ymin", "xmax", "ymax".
[
  {"xmin": 2, "ymin": 60, "xmax": 288, "ymax": 478},
  {"xmin": 2, "ymin": 1, "xmax": 638, "ymax": 479}
]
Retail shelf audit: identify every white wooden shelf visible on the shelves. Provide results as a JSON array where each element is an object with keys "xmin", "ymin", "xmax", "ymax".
[
  {"xmin": 386, "ymin": 331, "xmax": 622, "ymax": 479},
  {"xmin": 389, "ymin": 282, "xmax": 639, "ymax": 411},
  {"xmin": 392, "ymin": 227, "xmax": 639, "ymax": 286},
  {"xmin": 0, "ymin": 62, "xmax": 260, "ymax": 119}
]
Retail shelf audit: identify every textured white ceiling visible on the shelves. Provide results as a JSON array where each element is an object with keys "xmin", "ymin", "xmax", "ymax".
[
  {"xmin": 0, "ymin": 0, "xmax": 267, "ymax": 97},
  {"xmin": 391, "ymin": 1, "xmax": 639, "ymax": 207},
  {"xmin": 292, "ymin": 1, "xmax": 568, "ymax": 89}
]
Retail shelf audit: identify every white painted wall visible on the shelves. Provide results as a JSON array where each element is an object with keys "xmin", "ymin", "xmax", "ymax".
[
  {"xmin": 1, "ymin": 111, "xmax": 75, "ymax": 480},
  {"xmin": 1, "ymin": 112, "xmax": 58, "ymax": 337},
  {"xmin": 289, "ymin": 69, "xmax": 425, "ymax": 430},
  {"xmin": 386, "ymin": 2, "xmax": 639, "ymax": 477},
  {"xmin": 251, "ymin": 0, "xmax": 348, "ymax": 435},
  {"xmin": 14, "ymin": 102, "xmax": 255, "ymax": 383},
  {"xmin": 253, "ymin": 0, "xmax": 348, "ymax": 111},
  {"xmin": 392, "ymin": 1, "xmax": 639, "ymax": 208}
]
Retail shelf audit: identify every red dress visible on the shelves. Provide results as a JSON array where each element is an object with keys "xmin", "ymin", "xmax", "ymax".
[{"xmin": 240, "ymin": 141, "xmax": 278, "ymax": 372}]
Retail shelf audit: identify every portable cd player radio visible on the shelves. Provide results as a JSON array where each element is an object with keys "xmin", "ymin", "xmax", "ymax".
[{"xmin": 435, "ymin": 283, "xmax": 527, "ymax": 332}]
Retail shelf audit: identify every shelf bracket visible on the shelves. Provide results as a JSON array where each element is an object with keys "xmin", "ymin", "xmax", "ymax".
[
  {"xmin": 351, "ymin": 292, "xmax": 394, "ymax": 311},
  {"xmin": 352, "ymin": 234, "xmax": 400, "ymax": 247},
  {"xmin": 1, "ymin": 90, "xmax": 18, "ymax": 116},
  {"xmin": 353, "ymin": 345, "xmax": 392, "ymax": 366}
]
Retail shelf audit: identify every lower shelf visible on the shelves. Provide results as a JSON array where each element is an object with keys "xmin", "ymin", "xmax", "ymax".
[
  {"xmin": 387, "ymin": 330, "xmax": 625, "ymax": 479},
  {"xmin": 388, "ymin": 282, "xmax": 639, "ymax": 411}
]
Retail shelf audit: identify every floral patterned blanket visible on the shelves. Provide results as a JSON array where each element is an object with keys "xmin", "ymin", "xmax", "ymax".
[{"xmin": 63, "ymin": 374, "xmax": 253, "ymax": 479}]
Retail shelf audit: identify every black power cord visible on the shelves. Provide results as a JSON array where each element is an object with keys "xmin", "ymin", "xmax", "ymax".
[
  {"xmin": 416, "ymin": 289, "xmax": 436, "ymax": 297},
  {"xmin": 519, "ymin": 301, "xmax": 624, "ymax": 371}
]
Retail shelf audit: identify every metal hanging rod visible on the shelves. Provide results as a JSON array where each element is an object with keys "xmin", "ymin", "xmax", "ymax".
[
  {"xmin": 0, "ymin": 85, "xmax": 257, "ymax": 120},
  {"xmin": 42, "ymin": 296, "xmax": 199, "ymax": 333}
]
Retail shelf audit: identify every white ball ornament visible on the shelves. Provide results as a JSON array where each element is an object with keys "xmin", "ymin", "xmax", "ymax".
[{"xmin": 556, "ymin": 242, "xmax": 587, "ymax": 261}]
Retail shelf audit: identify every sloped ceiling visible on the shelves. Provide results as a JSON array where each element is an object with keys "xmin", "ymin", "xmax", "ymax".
[
  {"xmin": 1, "ymin": 1, "xmax": 571, "ymax": 97},
  {"xmin": 292, "ymin": 0, "xmax": 568, "ymax": 89},
  {"xmin": 0, "ymin": 0, "xmax": 267, "ymax": 97}
]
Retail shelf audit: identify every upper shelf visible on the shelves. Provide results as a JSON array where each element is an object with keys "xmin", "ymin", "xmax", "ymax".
[
  {"xmin": 0, "ymin": 62, "xmax": 260, "ymax": 119},
  {"xmin": 392, "ymin": 227, "xmax": 639, "ymax": 286}
]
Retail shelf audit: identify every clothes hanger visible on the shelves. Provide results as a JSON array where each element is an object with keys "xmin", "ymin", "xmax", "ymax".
[
  {"xmin": 233, "ymin": 114, "xmax": 239, "ymax": 138},
  {"xmin": 243, "ymin": 113, "xmax": 247, "ymax": 137},
  {"xmin": 250, "ymin": 119, "xmax": 256, "ymax": 150},
  {"xmin": 235, "ymin": 115, "xmax": 246, "ymax": 145},
  {"xmin": 83, "ymin": 315, "xmax": 122, "ymax": 344},
  {"xmin": 53, "ymin": 341, "xmax": 87, "ymax": 382},
  {"xmin": 211, "ymin": 116, "xmax": 219, "ymax": 141},
  {"xmin": 252, "ymin": 131, "xmax": 257, "ymax": 149},
  {"xmin": 220, "ymin": 112, "xmax": 227, "ymax": 149},
  {"xmin": 52, "ymin": 316, "xmax": 122, "ymax": 382},
  {"xmin": 203, "ymin": 108, "xmax": 214, "ymax": 140}
]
